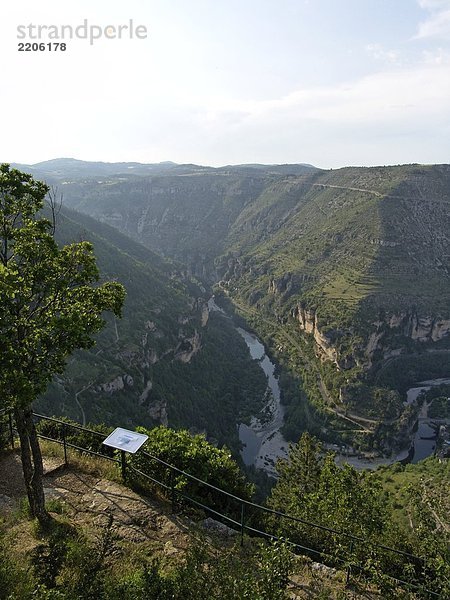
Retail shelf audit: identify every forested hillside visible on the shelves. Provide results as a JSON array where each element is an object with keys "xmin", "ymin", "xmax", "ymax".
[
  {"xmin": 36, "ymin": 206, "xmax": 267, "ymax": 456},
  {"xmin": 20, "ymin": 160, "xmax": 450, "ymax": 453}
]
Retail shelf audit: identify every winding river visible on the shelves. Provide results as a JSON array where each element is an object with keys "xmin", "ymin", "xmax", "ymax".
[
  {"xmin": 236, "ymin": 328, "xmax": 289, "ymax": 475},
  {"xmin": 207, "ymin": 298, "xmax": 288, "ymax": 475}
]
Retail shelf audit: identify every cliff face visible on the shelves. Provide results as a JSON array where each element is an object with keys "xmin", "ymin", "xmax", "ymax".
[
  {"xmin": 292, "ymin": 305, "xmax": 339, "ymax": 365},
  {"xmin": 292, "ymin": 303, "xmax": 450, "ymax": 372}
]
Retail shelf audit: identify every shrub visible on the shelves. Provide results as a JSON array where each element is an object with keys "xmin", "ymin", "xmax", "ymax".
[{"xmin": 128, "ymin": 426, "xmax": 253, "ymax": 514}]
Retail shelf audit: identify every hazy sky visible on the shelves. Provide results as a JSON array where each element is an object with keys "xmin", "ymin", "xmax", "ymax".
[{"xmin": 1, "ymin": 0, "xmax": 449, "ymax": 168}]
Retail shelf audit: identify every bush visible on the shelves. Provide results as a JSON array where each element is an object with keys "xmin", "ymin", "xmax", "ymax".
[
  {"xmin": 128, "ymin": 426, "xmax": 253, "ymax": 514},
  {"xmin": 36, "ymin": 417, "xmax": 113, "ymax": 458},
  {"xmin": 105, "ymin": 538, "xmax": 294, "ymax": 600}
]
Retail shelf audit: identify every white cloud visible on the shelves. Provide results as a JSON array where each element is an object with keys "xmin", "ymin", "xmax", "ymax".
[
  {"xmin": 196, "ymin": 56, "xmax": 450, "ymax": 127},
  {"xmin": 416, "ymin": 0, "xmax": 450, "ymax": 38},
  {"xmin": 418, "ymin": 0, "xmax": 450, "ymax": 8},
  {"xmin": 365, "ymin": 44, "xmax": 400, "ymax": 65},
  {"xmin": 173, "ymin": 57, "xmax": 450, "ymax": 167}
]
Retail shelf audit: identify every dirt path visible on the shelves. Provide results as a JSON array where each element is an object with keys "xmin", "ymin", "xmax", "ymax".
[{"xmin": 0, "ymin": 450, "xmax": 191, "ymax": 553}]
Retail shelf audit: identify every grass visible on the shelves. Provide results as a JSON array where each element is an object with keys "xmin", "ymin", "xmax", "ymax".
[
  {"xmin": 374, "ymin": 457, "xmax": 450, "ymax": 532},
  {"xmin": 322, "ymin": 272, "xmax": 379, "ymax": 304},
  {"xmin": 38, "ymin": 439, "xmax": 122, "ymax": 483}
]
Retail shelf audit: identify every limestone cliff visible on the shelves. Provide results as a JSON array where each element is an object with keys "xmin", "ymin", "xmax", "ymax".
[{"xmin": 292, "ymin": 304, "xmax": 450, "ymax": 373}]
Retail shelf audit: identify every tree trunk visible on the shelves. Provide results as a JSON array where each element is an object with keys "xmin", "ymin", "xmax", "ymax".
[{"xmin": 14, "ymin": 406, "xmax": 50, "ymax": 524}]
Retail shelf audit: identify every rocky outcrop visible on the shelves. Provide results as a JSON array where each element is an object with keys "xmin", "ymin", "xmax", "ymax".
[
  {"xmin": 367, "ymin": 313, "xmax": 450, "ymax": 357},
  {"xmin": 292, "ymin": 304, "xmax": 450, "ymax": 372},
  {"xmin": 201, "ymin": 303, "xmax": 209, "ymax": 327},
  {"xmin": 381, "ymin": 312, "xmax": 450, "ymax": 342},
  {"xmin": 139, "ymin": 380, "xmax": 153, "ymax": 404},
  {"xmin": 96, "ymin": 374, "xmax": 134, "ymax": 394},
  {"xmin": 292, "ymin": 305, "xmax": 339, "ymax": 365},
  {"xmin": 411, "ymin": 316, "xmax": 450, "ymax": 342},
  {"xmin": 147, "ymin": 399, "xmax": 168, "ymax": 426},
  {"xmin": 174, "ymin": 330, "xmax": 202, "ymax": 363}
]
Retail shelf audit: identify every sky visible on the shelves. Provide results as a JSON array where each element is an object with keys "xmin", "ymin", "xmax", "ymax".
[{"xmin": 1, "ymin": 0, "xmax": 449, "ymax": 169}]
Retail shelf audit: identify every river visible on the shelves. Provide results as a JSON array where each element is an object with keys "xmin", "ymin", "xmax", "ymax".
[
  {"xmin": 406, "ymin": 378, "xmax": 450, "ymax": 463},
  {"xmin": 207, "ymin": 297, "xmax": 288, "ymax": 475},
  {"xmin": 236, "ymin": 328, "xmax": 289, "ymax": 475}
]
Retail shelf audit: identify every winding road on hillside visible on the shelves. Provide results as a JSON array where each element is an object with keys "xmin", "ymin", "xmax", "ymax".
[{"xmin": 74, "ymin": 382, "xmax": 93, "ymax": 426}]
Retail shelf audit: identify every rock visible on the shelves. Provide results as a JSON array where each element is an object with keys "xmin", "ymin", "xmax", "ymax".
[
  {"xmin": 175, "ymin": 330, "xmax": 202, "ymax": 363},
  {"xmin": 0, "ymin": 494, "xmax": 13, "ymax": 510},
  {"xmin": 311, "ymin": 562, "xmax": 337, "ymax": 576},
  {"xmin": 293, "ymin": 304, "xmax": 340, "ymax": 365},
  {"xmin": 164, "ymin": 540, "xmax": 179, "ymax": 556},
  {"xmin": 139, "ymin": 380, "xmax": 153, "ymax": 404},
  {"xmin": 148, "ymin": 400, "xmax": 168, "ymax": 426},
  {"xmin": 123, "ymin": 374, "xmax": 134, "ymax": 387},
  {"xmin": 202, "ymin": 517, "xmax": 238, "ymax": 537},
  {"xmin": 201, "ymin": 303, "xmax": 209, "ymax": 327},
  {"xmin": 43, "ymin": 487, "xmax": 63, "ymax": 501},
  {"xmin": 97, "ymin": 376, "xmax": 124, "ymax": 394}
]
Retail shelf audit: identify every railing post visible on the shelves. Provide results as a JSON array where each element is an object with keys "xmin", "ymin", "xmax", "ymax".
[
  {"xmin": 8, "ymin": 412, "xmax": 14, "ymax": 449},
  {"xmin": 346, "ymin": 540, "xmax": 354, "ymax": 587},
  {"xmin": 62, "ymin": 423, "xmax": 68, "ymax": 465},
  {"xmin": 121, "ymin": 450, "xmax": 126, "ymax": 480},
  {"xmin": 240, "ymin": 503, "xmax": 245, "ymax": 546},
  {"xmin": 170, "ymin": 470, "xmax": 177, "ymax": 513}
]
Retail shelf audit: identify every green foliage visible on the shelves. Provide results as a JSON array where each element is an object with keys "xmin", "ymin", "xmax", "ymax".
[
  {"xmin": 104, "ymin": 538, "xmax": 294, "ymax": 600},
  {"xmin": 268, "ymin": 434, "xmax": 389, "ymax": 552},
  {"xmin": 128, "ymin": 425, "xmax": 253, "ymax": 511},
  {"xmin": 268, "ymin": 437, "xmax": 449, "ymax": 597},
  {"xmin": 374, "ymin": 352, "xmax": 450, "ymax": 396},
  {"xmin": 421, "ymin": 384, "xmax": 450, "ymax": 418},
  {"xmin": 374, "ymin": 457, "xmax": 449, "ymax": 598},
  {"xmin": 0, "ymin": 529, "xmax": 36, "ymax": 599},
  {"xmin": 36, "ymin": 417, "xmax": 112, "ymax": 456},
  {"xmin": 0, "ymin": 164, "xmax": 125, "ymax": 409},
  {"xmin": 0, "ymin": 411, "xmax": 12, "ymax": 451},
  {"xmin": 1, "ymin": 508, "xmax": 294, "ymax": 600},
  {"xmin": 25, "ymin": 517, "xmax": 115, "ymax": 600}
]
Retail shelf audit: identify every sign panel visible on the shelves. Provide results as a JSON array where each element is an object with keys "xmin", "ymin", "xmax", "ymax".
[{"xmin": 102, "ymin": 427, "xmax": 148, "ymax": 454}]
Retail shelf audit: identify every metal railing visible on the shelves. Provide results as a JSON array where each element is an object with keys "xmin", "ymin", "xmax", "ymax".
[{"xmin": 1, "ymin": 410, "xmax": 442, "ymax": 598}]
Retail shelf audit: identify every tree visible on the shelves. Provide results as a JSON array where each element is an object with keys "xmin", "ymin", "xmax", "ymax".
[
  {"xmin": 0, "ymin": 164, "xmax": 125, "ymax": 523},
  {"xmin": 267, "ymin": 433, "xmax": 388, "ymax": 557}
]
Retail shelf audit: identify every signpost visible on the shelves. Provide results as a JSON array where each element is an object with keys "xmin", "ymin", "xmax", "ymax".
[{"xmin": 102, "ymin": 427, "xmax": 148, "ymax": 478}]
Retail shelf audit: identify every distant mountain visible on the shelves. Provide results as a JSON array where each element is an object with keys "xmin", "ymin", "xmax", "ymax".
[
  {"xmin": 12, "ymin": 158, "xmax": 192, "ymax": 181},
  {"xmin": 12, "ymin": 158, "xmax": 318, "ymax": 183},
  {"xmin": 26, "ymin": 159, "xmax": 450, "ymax": 454}
]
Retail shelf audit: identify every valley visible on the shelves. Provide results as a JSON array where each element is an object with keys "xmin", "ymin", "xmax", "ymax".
[{"xmin": 17, "ymin": 158, "xmax": 450, "ymax": 465}]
